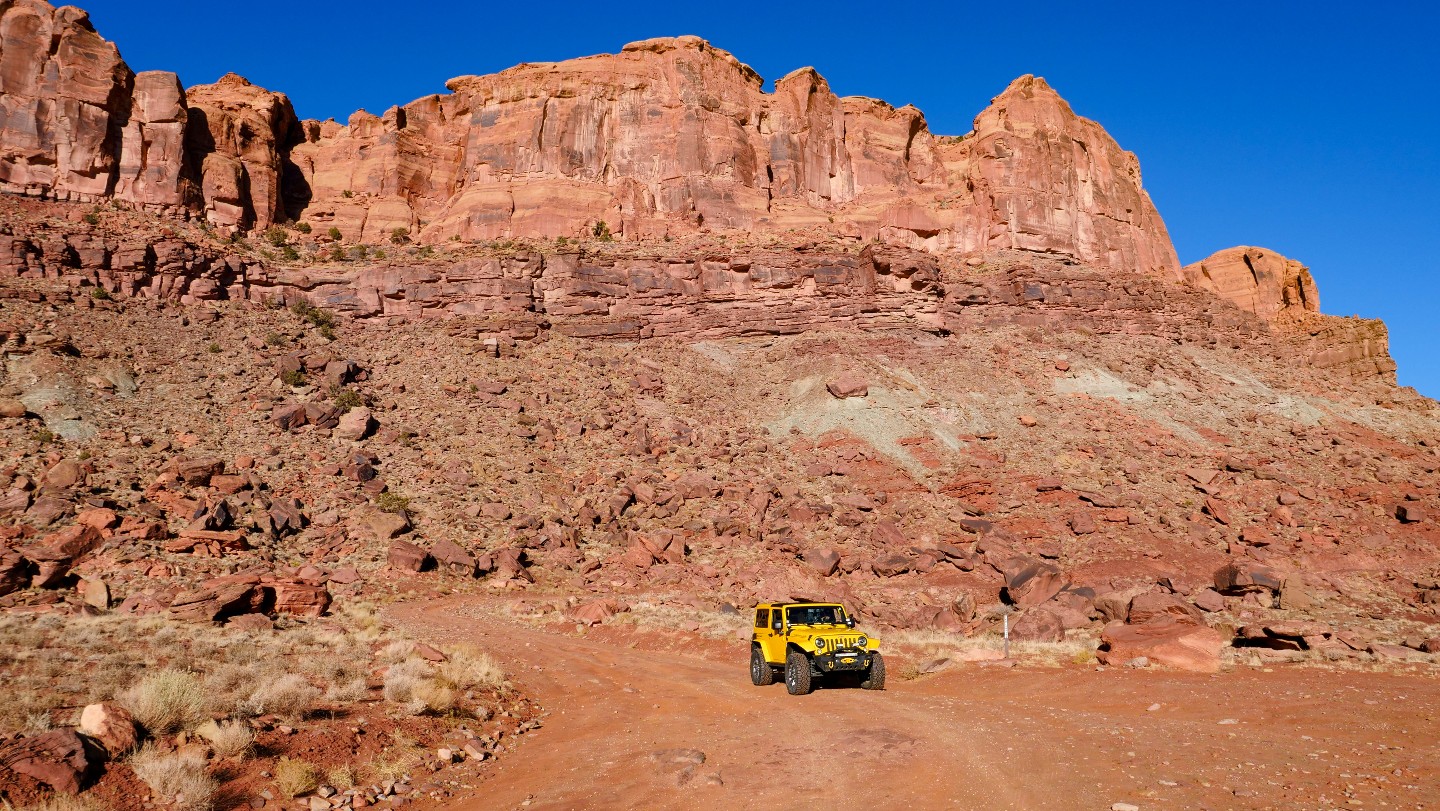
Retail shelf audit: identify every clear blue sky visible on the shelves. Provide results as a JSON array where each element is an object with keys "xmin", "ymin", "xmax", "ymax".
[{"xmin": 80, "ymin": 1, "xmax": 1440, "ymax": 397}]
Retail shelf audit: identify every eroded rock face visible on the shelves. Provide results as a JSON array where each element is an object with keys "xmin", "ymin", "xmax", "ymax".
[
  {"xmin": 184, "ymin": 73, "xmax": 303, "ymax": 230},
  {"xmin": 1183, "ymin": 246, "xmax": 1319, "ymax": 322},
  {"xmin": 289, "ymin": 41, "xmax": 1180, "ymax": 275},
  {"xmin": 0, "ymin": 1, "xmax": 130, "ymax": 201},
  {"xmin": 115, "ymin": 70, "xmax": 194, "ymax": 212}
]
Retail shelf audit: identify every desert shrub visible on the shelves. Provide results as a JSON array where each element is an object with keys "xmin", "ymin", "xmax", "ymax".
[
  {"xmin": 120, "ymin": 669, "xmax": 209, "ymax": 734},
  {"xmin": 438, "ymin": 644, "xmax": 505, "ymax": 692},
  {"xmin": 82, "ymin": 211, "xmax": 101, "ymax": 226},
  {"xmin": 592, "ymin": 220, "xmax": 612, "ymax": 241},
  {"xmin": 274, "ymin": 757, "xmax": 320, "ymax": 798},
  {"xmin": 295, "ymin": 221, "xmax": 312, "ymax": 234},
  {"xmin": 264, "ymin": 226, "xmax": 289, "ymax": 247},
  {"xmin": 263, "ymin": 332, "xmax": 285, "ymax": 347},
  {"xmin": 390, "ymin": 227, "xmax": 410, "ymax": 245},
  {"xmin": 198, "ymin": 719, "xmax": 254, "ymax": 759},
  {"xmin": 327, "ymin": 226, "xmax": 343, "ymax": 241},
  {"xmin": 328, "ymin": 764, "xmax": 357, "ymax": 790},
  {"xmin": 243, "ymin": 674, "xmax": 319, "ymax": 720},
  {"xmin": 341, "ymin": 189, "xmax": 354, "ymax": 198},
  {"xmin": 206, "ymin": 342, "xmax": 221, "ymax": 353},
  {"xmin": 280, "ymin": 369, "xmax": 307, "ymax": 387},
  {"xmin": 332, "ymin": 387, "xmax": 363, "ymax": 413},
  {"xmin": 324, "ymin": 678, "xmax": 369, "ymax": 704},
  {"xmin": 89, "ymin": 286, "xmax": 111, "ymax": 300},
  {"xmin": 289, "ymin": 299, "xmax": 336, "ymax": 329},
  {"xmin": 329, "ymin": 246, "xmax": 347, "ymax": 262},
  {"xmin": 130, "ymin": 744, "xmax": 217, "ymax": 811},
  {"xmin": 281, "ymin": 245, "xmax": 299, "ymax": 261},
  {"xmin": 374, "ymin": 492, "xmax": 410, "ymax": 514},
  {"xmin": 351, "ymin": 244, "xmax": 370, "ymax": 260}
]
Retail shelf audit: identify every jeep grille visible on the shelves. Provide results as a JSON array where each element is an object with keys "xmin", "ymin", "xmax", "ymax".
[{"xmin": 829, "ymin": 635, "xmax": 864, "ymax": 650}]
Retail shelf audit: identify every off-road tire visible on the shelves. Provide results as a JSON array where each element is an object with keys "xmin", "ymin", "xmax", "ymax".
[
  {"xmin": 862, "ymin": 652, "xmax": 887, "ymax": 690},
  {"xmin": 751, "ymin": 646, "xmax": 776, "ymax": 686},
  {"xmin": 785, "ymin": 650, "xmax": 812, "ymax": 695}
]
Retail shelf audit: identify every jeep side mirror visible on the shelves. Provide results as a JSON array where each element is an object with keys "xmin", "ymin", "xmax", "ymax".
[
  {"xmin": 846, "ymin": 617, "xmax": 856, "ymax": 628},
  {"xmin": 771, "ymin": 620, "xmax": 783, "ymax": 632}
]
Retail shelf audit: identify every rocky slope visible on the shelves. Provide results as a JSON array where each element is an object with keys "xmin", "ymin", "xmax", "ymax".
[{"xmin": 1, "ymin": 3, "xmax": 1439, "ymax": 806}]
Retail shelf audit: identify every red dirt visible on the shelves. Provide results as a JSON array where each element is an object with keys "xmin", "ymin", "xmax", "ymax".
[{"xmin": 394, "ymin": 596, "xmax": 1440, "ymax": 811}]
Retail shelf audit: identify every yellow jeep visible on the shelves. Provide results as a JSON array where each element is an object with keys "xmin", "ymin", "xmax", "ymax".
[{"xmin": 750, "ymin": 602, "xmax": 884, "ymax": 695}]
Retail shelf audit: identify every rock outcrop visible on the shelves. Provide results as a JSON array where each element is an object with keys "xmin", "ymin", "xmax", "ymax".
[
  {"xmin": 0, "ymin": 1, "xmax": 128, "ymax": 201},
  {"xmin": 1184, "ymin": 246, "xmax": 1396, "ymax": 384},
  {"xmin": 2, "ymin": 6, "xmax": 1177, "ymax": 275},
  {"xmin": 289, "ymin": 42, "xmax": 1180, "ymax": 276},
  {"xmin": 1183, "ymin": 246, "xmax": 1318, "ymax": 323}
]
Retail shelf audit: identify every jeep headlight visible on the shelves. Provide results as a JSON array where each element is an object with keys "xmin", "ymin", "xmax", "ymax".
[
  {"xmin": 858, "ymin": 636, "xmax": 868, "ymax": 649},
  {"xmin": 815, "ymin": 638, "xmax": 826, "ymax": 650}
]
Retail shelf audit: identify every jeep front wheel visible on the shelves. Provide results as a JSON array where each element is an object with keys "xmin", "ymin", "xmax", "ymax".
[
  {"xmin": 750, "ymin": 646, "xmax": 776, "ymax": 686},
  {"xmin": 862, "ymin": 652, "xmax": 886, "ymax": 690},
  {"xmin": 785, "ymin": 650, "xmax": 812, "ymax": 695}
]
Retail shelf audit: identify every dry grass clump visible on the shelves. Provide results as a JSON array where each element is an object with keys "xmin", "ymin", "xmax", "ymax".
[
  {"xmin": 11, "ymin": 796, "xmax": 107, "ymax": 811},
  {"xmin": 242, "ymin": 674, "xmax": 320, "ymax": 720},
  {"xmin": 120, "ymin": 669, "xmax": 210, "ymax": 734},
  {"xmin": 324, "ymin": 678, "xmax": 369, "ymax": 703},
  {"xmin": 130, "ymin": 744, "xmax": 218, "ymax": 811},
  {"xmin": 383, "ymin": 658, "xmax": 450, "ymax": 715},
  {"xmin": 438, "ymin": 644, "xmax": 505, "ymax": 692},
  {"xmin": 273, "ymin": 756, "xmax": 320, "ymax": 798},
  {"xmin": 195, "ymin": 719, "xmax": 255, "ymax": 759}
]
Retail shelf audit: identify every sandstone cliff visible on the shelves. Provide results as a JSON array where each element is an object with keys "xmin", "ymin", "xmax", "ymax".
[{"xmin": 1, "ymin": 6, "xmax": 1176, "ymax": 277}]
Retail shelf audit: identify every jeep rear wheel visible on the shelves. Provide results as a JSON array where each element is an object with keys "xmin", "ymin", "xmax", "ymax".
[
  {"xmin": 785, "ymin": 650, "xmax": 812, "ymax": 695},
  {"xmin": 862, "ymin": 652, "xmax": 886, "ymax": 690},
  {"xmin": 750, "ymin": 646, "xmax": 776, "ymax": 686}
]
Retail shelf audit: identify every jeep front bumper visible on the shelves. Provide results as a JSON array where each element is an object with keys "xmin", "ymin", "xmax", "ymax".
[{"xmin": 814, "ymin": 650, "xmax": 872, "ymax": 672}]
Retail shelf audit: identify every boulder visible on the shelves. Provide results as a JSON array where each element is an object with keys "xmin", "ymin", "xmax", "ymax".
[
  {"xmin": 1098, "ymin": 617, "xmax": 1224, "ymax": 673},
  {"xmin": 1010, "ymin": 608, "xmax": 1065, "ymax": 643},
  {"xmin": 269, "ymin": 580, "xmax": 330, "ymax": 617},
  {"xmin": 1214, "ymin": 560, "xmax": 1283, "ymax": 594},
  {"xmin": 335, "ymin": 407, "xmax": 374, "ymax": 441},
  {"xmin": 78, "ymin": 702, "xmax": 139, "ymax": 758},
  {"xmin": 0, "ymin": 729, "xmax": 97, "ymax": 793},
  {"xmin": 803, "ymin": 547, "xmax": 840, "ymax": 576},
  {"xmin": 572, "ymin": 599, "xmax": 627, "ymax": 625},
  {"xmin": 1395, "ymin": 504, "xmax": 1427, "ymax": 524},
  {"xmin": 387, "ymin": 540, "xmax": 430, "ymax": 572},
  {"xmin": 369, "ymin": 510, "xmax": 412, "ymax": 541},
  {"xmin": 1126, "ymin": 591, "xmax": 1205, "ymax": 626},
  {"xmin": 1001, "ymin": 558, "xmax": 1069, "ymax": 607},
  {"xmin": 431, "ymin": 538, "xmax": 478, "ymax": 576},
  {"xmin": 871, "ymin": 553, "xmax": 911, "ymax": 577},
  {"xmin": 825, "ymin": 374, "xmax": 869, "ymax": 399},
  {"xmin": 1192, "ymin": 588, "xmax": 1227, "ymax": 613}
]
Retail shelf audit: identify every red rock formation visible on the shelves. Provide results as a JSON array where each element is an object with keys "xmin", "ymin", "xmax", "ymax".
[
  {"xmin": 1183, "ymin": 246, "xmax": 1319, "ymax": 322},
  {"xmin": 184, "ymin": 73, "xmax": 302, "ymax": 230},
  {"xmin": 1185, "ymin": 246, "xmax": 1397, "ymax": 384},
  {"xmin": 288, "ymin": 40, "xmax": 1180, "ymax": 276},
  {"xmin": 115, "ymin": 70, "xmax": 194, "ymax": 213},
  {"xmin": 0, "ymin": 1, "xmax": 129, "ymax": 200}
]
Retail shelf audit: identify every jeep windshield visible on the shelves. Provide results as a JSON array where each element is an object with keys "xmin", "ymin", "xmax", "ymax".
[{"xmin": 785, "ymin": 605, "xmax": 847, "ymax": 626}]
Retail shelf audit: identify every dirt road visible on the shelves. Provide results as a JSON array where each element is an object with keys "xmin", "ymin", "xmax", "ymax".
[{"xmin": 394, "ymin": 598, "xmax": 1440, "ymax": 811}]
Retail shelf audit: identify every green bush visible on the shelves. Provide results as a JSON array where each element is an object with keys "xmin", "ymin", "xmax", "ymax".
[
  {"xmin": 89, "ymin": 287, "xmax": 112, "ymax": 301},
  {"xmin": 82, "ymin": 211, "xmax": 101, "ymax": 226},
  {"xmin": 264, "ymin": 225, "xmax": 288, "ymax": 247},
  {"xmin": 280, "ymin": 369, "xmax": 307, "ymax": 387},
  {"xmin": 592, "ymin": 220, "xmax": 612, "ymax": 241},
  {"xmin": 332, "ymin": 388, "xmax": 363, "ymax": 413},
  {"xmin": 390, "ymin": 227, "xmax": 410, "ymax": 245},
  {"xmin": 330, "ymin": 246, "xmax": 347, "ymax": 262},
  {"xmin": 206, "ymin": 342, "xmax": 221, "ymax": 354},
  {"xmin": 294, "ymin": 221, "xmax": 312, "ymax": 234},
  {"xmin": 281, "ymin": 245, "xmax": 299, "ymax": 261},
  {"xmin": 374, "ymin": 492, "xmax": 410, "ymax": 514},
  {"xmin": 327, "ymin": 226, "xmax": 343, "ymax": 241},
  {"xmin": 264, "ymin": 332, "xmax": 285, "ymax": 347}
]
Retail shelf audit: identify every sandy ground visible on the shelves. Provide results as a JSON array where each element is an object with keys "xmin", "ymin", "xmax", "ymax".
[{"xmin": 391, "ymin": 598, "xmax": 1440, "ymax": 811}]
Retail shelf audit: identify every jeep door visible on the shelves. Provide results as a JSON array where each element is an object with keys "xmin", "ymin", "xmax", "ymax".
[{"xmin": 754, "ymin": 607, "xmax": 787, "ymax": 664}]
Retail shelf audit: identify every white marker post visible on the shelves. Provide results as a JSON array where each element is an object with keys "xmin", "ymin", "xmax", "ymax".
[{"xmin": 1003, "ymin": 611, "xmax": 1010, "ymax": 659}]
